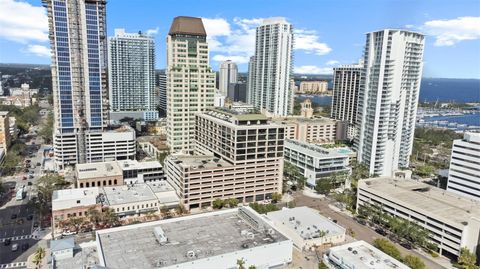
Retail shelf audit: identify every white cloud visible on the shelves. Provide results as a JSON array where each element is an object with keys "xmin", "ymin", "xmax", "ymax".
[
  {"xmin": 202, "ymin": 17, "xmax": 332, "ymax": 64},
  {"xmin": 212, "ymin": 54, "xmax": 250, "ymax": 64},
  {"xmin": 24, "ymin": 44, "xmax": 50, "ymax": 57},
  {"xmin": 405, "ymin": 24, "xmax": 415, "ymax": 29},
  {"xmin": 146, "ymin": 27, "xmax": 159, "ymax": 36},
  {"xmin": 294, "ymin": 29, "xmax": 332, "ymax": 55},
  {"xmin": 325, "ymin": 60, "xmax": 340, "ymax": 66},
  {"xmin": 0, "ymin": 0, "xmax": 48, "ymax": 43},
  {"xmin": 294, "ymin": 65, "xmax": 332, "ymax": 75},
  {"xmin": 202, "ymin": 18, "xmax": 232, "ymax": 37},
  {"xmin": 423, "ymin": 16, "xmax": 480, "ymax": 46}
]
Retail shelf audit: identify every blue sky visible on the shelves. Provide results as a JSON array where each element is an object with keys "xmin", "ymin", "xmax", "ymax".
[{"xmin": 1, "ymin": 0, "xmax": 479, "ymax": 78}]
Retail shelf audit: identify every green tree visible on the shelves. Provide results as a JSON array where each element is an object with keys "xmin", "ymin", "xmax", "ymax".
[
  {"xmin": 283, "ymin": 162, "xmax": 305, "ymax": 190},
  {"xmin": 404, "ymin": 255, "xmax": 426, "ymax": 269},
  {"xmin": 212, "ymin": 198, "xmax": 224, "ymax": 209},
  {"xmin": 38, "ymin": 111, "xmax": 54, "ymax": 144},
  {"xmin": 315, "ymin": 178, "xmax": 333, "ymax": 195},
  {"xmin": 249, "ymin": 202, "xmax": 279, "ymax": 214},
  {"xmin": 373, "ymin": 238, "xmax": 402, "ymax": 261},
  {"xmin": 33, "ymin": 174, "xmax": 70, "ymax": 220},
  {"xmin": 102, "ymin": 208, "xmax": 119, "ymax": 227},
  {"xmin": 458, "ymin": 247, "xmax": 479, "ymax": 269},
  {"xmin": 32, "ymin": 247, "xmax": 46, "ymax": 267},
  {"xmin": 225, "ymin": 198, "xmax": 239, "ymax": 208},
  {"xmin": 271, "ymin": 192, "xmax": 282, "ymax": 203},
  {"xmin": 175, "ymin": 204, "xmax": 188, "ymax": 215},
  {"xmin": 237, "ymin": 258, "xmax": 246, "ymax": 269},
  {"xmin": 87, "ymin": 207, "xmax": 102, "ymax": 225}
]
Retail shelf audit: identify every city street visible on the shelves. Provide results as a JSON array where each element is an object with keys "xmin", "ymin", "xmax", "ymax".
[
  {"xmin": 293, "ymin": 192, "xmax": 447, "ymax": 269},
  {"xmin": 0, "ymin": 111, "xmax": 50, "ymax": 266}
]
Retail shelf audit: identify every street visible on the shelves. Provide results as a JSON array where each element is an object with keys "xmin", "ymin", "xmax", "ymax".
[
  {"xmin": 0, "ymin": 107, "xmax": 50, "ymax": 267},
  {"xmin": 293, "ymin": 192, "xmax": 447, "ymax": 269}
]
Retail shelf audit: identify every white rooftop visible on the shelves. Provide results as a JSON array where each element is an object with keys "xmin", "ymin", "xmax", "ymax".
[
  {"xmin": 327, "ymin": 240, "xmax": 409, "ymax": 269},
  {"xmin": 96, "ymin": 207, "xmax": 289, "ymax": 269},
  {"xmin": 76, "ymin": 161, "xmax": 122, "ymax": 180},
  {"xmin": 102, "ymin": 184, "xmax": 157, "ymax": 206},
  {"xmin": 267, "ymin": 207, "xmax": 345, "ymax": 240},
  {"xmin": 285, "ymin": 139, "xmax": 351, "ymax": 159},
  {"xmin": 146, "ymin": 182, "xmax": 180, "ymax": 206},
  {"xmin": 52, "ymin": 188, "xmax": 99, "ymax": 211},
  {"xmin": 117, "ymin": 159, "xmax": 162, "ymax": 170}
]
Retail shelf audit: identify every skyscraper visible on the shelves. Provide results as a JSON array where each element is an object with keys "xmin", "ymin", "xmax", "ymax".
[
  {"xmin": 249, "ymin": 17, "xmax": 294, "ymax": 116},
  {"xmin": 219, "ymin": 60, "xmax": 238, "ymax": 97},
  {"xmin": 108, "ymin": 29, "xmax": 157, "ymax": 121},
  {"xmin": 157, "ymin": 71, "xmax": 167, "ymax": 117},
  {"xmin": 331, "ymin": 61, "xmax": 363, "ymax": 140},
  {"xmin": 247, "ymin": 56, "xmax": 255, "ymax": 104},
  {"xmin": 166, "ymin": 16, "xmax": 216, "ymax": 153},
  {"xmin": 356, "ymin": 29, "xmax": 425, "ymax": 176},
  {"xmin": 44, "ymin": 0, "xmax": 136, "ymax": 169}
]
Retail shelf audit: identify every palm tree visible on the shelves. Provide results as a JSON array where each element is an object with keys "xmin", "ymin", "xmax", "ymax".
[
  {"xmin": 236, "ymin": 258, "xmax": 246, "ymax": 269},
  {"xmin": 32, "ymin": 247, "xmax": 46, "ymax": 267},
  {"xmin": 87, "ymin": 207, "xmax": 102, "ymax": 225},
  {"xmin": 102, "ymin": 208, "xmax": 119, "ymax": 227}
]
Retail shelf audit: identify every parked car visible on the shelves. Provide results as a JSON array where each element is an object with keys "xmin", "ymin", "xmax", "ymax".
[
  {"xmin": 3, "ymin": 238, "xmax": 11, "ymax": 246},
  {"xmin": 62, "ymin": 231, "xmax": 76, "ymax": 236},
  {"xmin": 36, "ymin": 162, "xmax": 41, "ymax": 166},
  {"xmin": 27, "ymin": 182, "xmax": 33, "ymax": 186},
  {"xmin": 10, "ymin": 214, "xmax": 17, "ymax": 219},
  {"xmin": 375, "ymin": 228, "xmax": 388, "ymax": 236},
  {"xmin": 401, "ymin": 242, "xmax": 413, "ymax": 250},
  {"xmin": 11, "ymin": 243, "xmax": 18, "ymax": 252},
  {"xmin": 355, "ymin": 218, "xmax": 367, "ymax": 225},
  {"xmin": 27, "ymin": 215, "xmax": 34, "ymax": 221}
]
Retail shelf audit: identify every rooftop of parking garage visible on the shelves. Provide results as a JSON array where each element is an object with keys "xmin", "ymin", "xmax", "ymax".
[
  {"xmin": 359, "ymin": 178, "xmax": 480, "ymax": 225},
  {"xmin": 168, "ymin": 154, "xmax": 232, "ymax": 171}
]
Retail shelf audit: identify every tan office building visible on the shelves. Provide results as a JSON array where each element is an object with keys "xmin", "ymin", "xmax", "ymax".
[
  {"xmin": 165, "ymin": 108, "xmax": 285, "ymax": 209},
  {"xmin": 0, "ymin": 111, "xmax": 10, "ymax": 153},
  {"xmin": 273, "ymin": 117, "xmax": 347, "ymax": 144},
  {"xmin": 298, "ymin": 81, "xmax": 328, "ymax": 94}
]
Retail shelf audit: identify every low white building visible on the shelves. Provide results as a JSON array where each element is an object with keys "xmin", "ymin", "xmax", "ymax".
[
  {"xmin": 266, "ymin": 207, "xmax": 346, "ymax": 250},
  {"xmin": 324, "ymin": 240, "xmax": 409, "ymax": 269},
  {"xmin": 357, "ymin": 177, "xmax": 480, "ymax": 259},
  {"xmin": 96, "ymin": 207, "xmax": 293, "ymax": 269},
  {"xmin": 50, "ymin": 238, "xmax": 75, "ymax": 261},
  {"xmin": 118, "ymin": 159, "xmax": 165, "ymax": 184},
  {"xmin": 101, "ymin": 184, "xmax": 160, "ymax": 217},
  {"xmin": 147, "ymin": 181, "xmax": 180, "ymax": 208},
  {"xmin": 284, "ymin": 139, "xmax": 351, "ymax": 188}
]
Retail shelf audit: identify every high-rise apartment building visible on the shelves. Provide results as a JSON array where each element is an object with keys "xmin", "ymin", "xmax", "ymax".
[
  {"xmin": 157, "ymin": 71, "xmax": 167, "ymax": 117},
  {"xmin": 447, "ymin": 132, "xmax": 480, "ymax": 201},
  {"xmin": 165, "ymin": 108, "xmax": 285, "ymax": 209},
  {"xmin": 331, "ymin": 61, "xmax": 363, "ymax": 139},
  {"xmin": 249, "ymin": 17, "xmax": 294, "ymax": 116},
  {"xmin": 219, "ymin": 60, "xmax": 238, "ymax": 97},
  {"xmin": 166, "ymin": 16, "xmax": 216, "ymax": 153},
  {"xmin": 44, "ymin": 0, "xmax": 135, "ymax": 169},
  {"xmin": 355, "ymin": 30, "xmax": 424, "ymax": 176},
  {"xmin": 247, "ymin": 56, "xmax": 255, "ymax": 105},
  {"xmin": 108, "ymin": 29, "xmax": 157, "ymax": 121}
]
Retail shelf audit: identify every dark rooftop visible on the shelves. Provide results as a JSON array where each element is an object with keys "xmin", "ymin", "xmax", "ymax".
[{"xmin": 169, "ymin": 16, "xmax": 206, "ymax": 36}]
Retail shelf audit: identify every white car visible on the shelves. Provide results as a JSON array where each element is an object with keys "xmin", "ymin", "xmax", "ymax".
[
  {"xmin": 11, "ymin": 243, "xmax": 18, "ymax": 252},
  {"xmin": 62, "ymin": 231, "xmax": 76, "ymax": 236}
]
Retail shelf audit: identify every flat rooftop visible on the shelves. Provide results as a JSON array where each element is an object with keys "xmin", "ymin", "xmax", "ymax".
[
  {"xmin": 202, "ymin": 108, "xmax": 269, "ymax": 123},
  {"xmin": 137, "ymin": 135, "xmax": 169, "ymax": 150},
  {"xmin": 327, "ymin": 240, "xmax": 409, "ymax": 269},
  {"xmin": 169, "ymin": 154, "xmax": 232, "ymax": 170},
  {"xmin": 52, "ymin": 188, "xmax": 99, "ymax": 211},
  {"xmin": 359, "ymin": 178, "xmax": 480, "ymax": 226},
  {"xmin": 267, "ymin": 207, "xmax": 345, "ymax": 240},
  {"xmin": 102, "ymin": 184, "xmax": 157, "ymax": 206},
  {"xmin": 273, "ymin": 116, "xmax": 337, "ymax": 124},
  {"xmin": 76, "ymin": 161, "xmax": 122, "ymax": 180},
  {"xmin": 117, "ymin": 160, "xmax": 162, "ymax": 170},
  {"xmin": 285, "ymin": 139, "xmax": 351, "ymax": 159},
  {"xmin": 53, "ymin": 241, "xmax": 99, "ymax": 269},
  {"xmin": 96, "ymin": 207, "xmax": 289, "ymax": 269},
  {"xmin": 146, "ymin": 182, "xmax": 179, "ymax": 205}
]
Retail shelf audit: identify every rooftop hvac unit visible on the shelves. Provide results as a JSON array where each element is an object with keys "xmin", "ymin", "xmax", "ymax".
[
  {"xmin": 267, "ymin": 228, "xmax": 275, "ymax": 235},
  {"xmin": 246, "ymin": 232, "xmax": 254, "ymax": 240},
  {"xmin": 186, "ymin": 250, "xmax": 196, "ymax": 259}
]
